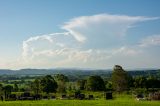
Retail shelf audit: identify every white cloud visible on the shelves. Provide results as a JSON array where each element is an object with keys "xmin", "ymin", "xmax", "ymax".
[
  {"xmin": 22, "ymin": 34, "xmax": 53, "ymax": 57},
  {"xmin": 3, "ymin": 13, "xmax": 160, "ymax": 69},
  {"xmin": 62, "ymin": 14, "xmax": 158, "ymax": 48},
  {"xmin": 22, "ymin": 32, "xmax": 76, "ymax": 58},
  {"xmin": 139, "ymin": 35, "xmax": 160, "ymax": 47}
]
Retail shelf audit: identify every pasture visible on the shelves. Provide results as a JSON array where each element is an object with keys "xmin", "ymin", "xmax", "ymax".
[{"xmin": 0, "ymin": 94, "xmax": 160, "ymax": 106}]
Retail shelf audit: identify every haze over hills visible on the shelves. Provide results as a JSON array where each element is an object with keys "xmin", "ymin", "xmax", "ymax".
[
  {"xmin": 0, "ymin": 68, "xmax": 111, "ymax": 75},
  {"xmin": 0, "ymin": 68, "xmax": 159, "ymax": 78}
]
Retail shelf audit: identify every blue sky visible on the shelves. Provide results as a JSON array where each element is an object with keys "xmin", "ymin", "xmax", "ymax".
[{"xmin": 0, "ymin": 0, "xmax": 160, "ymax": 69}]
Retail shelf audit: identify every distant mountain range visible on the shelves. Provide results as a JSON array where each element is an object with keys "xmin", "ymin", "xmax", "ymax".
[
  {"xmin": 0, "ymin": 68, "xmax": 159, "ymax": 77},
  {"xmin": 0, "ymin": 68, "xmax": 111, "ymax": 75}
]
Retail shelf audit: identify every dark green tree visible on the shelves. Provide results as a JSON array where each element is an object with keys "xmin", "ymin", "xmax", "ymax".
[
  {"xmin": 134, "ymin": 76, "xmax": 147, "ymax": 88},
  {"xmin": 112, "ymin": 65, "xmax": 129, "ymax": 93},
  {"xmin": 13, "ymin": 82, "xmax": 19, "ymax": 92},
  {"xmin": 105, "ymin": 81, "xmax": 113, "ymax": 90},
  {"xmin": 3, "ymin": 85, "xmax": 13, "ymax": 99},
  {"xmin": 54, "ymin": 74, "xmax": 69, "ymax": 82},
  {"xmin": 0, "ymin": 84, "xmax": 3, "ymax": 96},
  {"xmin": 86, "ymin": 75, "xmax": 105, "ymax": 91},
  {"xmin": 40, "ymin": 75, "xmax": 58, "ymax": 94},
  {"xmin": 77, "ymin": 79, "xmax": 86, "ymax": 90},
  {"xmin": 127, "ymin": 74, "xmax": 134, "ymax": 88},
  {"xmin": 146, "ymin": 76, "xmax": 160, "ymax": 89},
  {"xmin": 31, "ymin": 78, "xmax": 41, "ymax": 95}
]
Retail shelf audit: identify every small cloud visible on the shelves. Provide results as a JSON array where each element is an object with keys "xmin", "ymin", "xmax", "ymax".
[{"xmin": 139, "ymin": 35, "xmax": 160, "ymax": 47}]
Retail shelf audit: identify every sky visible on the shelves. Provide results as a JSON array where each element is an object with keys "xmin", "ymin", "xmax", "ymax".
[{"xmin": 0, "ymin": 0, "xmax": 160, "ymax": 69}]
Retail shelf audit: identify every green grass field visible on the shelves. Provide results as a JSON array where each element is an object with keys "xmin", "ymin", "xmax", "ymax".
[{"xmin": 0, "ymin": 94, "xmax": 160, "ymax": 106}]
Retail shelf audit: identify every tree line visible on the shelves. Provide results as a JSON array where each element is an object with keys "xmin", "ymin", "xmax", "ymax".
[{"xmin": 0, "ymin": 65, "xmax": 160, "ymax": 100}]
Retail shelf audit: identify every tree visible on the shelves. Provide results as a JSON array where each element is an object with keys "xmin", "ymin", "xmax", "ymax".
[
  {"xmin": 0, "ymin": 84, "xmax": 3, "ymax": 96},
  {"xmin": 31, "ymin": 78, "xmax": 41, "ymax": 95},
  {"xmin": 134, "ymin": 76, "xmax": 147, "ymax": 88},
  {"xmin": 86, "ymin": 75, "xmax": 105, "ymax": 91},
  {"xmin": 54, "ymin": 74, "xmax": 69, "ymax": 93},
  {"xmin": 146, "ymin": 76, "xmax": 160, "ymax": 89},
  {"xmin": 40, "ymin": 75, "xmax": 58, "ymax": 94},
  {"xmin": 54, "ymin": 74, "xmax": 69, "ymax": 82},
  {"xmin": 127, "ymin": 74, "xmax": 134, "ymax": 88},
  {"xmin": 105, "ymin": 81, "xmax": 113, "ymax": 90},
  {"xmin": 77, "ymin": 79, "xmax": 86, "ymax": 90},
  {"xmin": 56, "ymin": 81, "xmax": 66, "ymax": 93},
  {"xmin": 13, "ymin": 82, "xmax": 19, "ymax": 92},
  {"xmin": 112, "ymin": 65, "xmax": 129, "ymax": 93},
  {"xmin": 3, "ymin": 85, "xmax": 13, "ymax": 99}
]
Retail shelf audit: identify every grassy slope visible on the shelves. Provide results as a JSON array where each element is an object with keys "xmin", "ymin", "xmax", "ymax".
[{"xmin": 0, "ymin": 94, "xmax": 160, "ymax": 106}]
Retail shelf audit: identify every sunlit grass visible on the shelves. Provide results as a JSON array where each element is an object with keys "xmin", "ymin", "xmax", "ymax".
[{"xmin": 0, "ymin": 94, "xmax": 160, "ymax": 106}]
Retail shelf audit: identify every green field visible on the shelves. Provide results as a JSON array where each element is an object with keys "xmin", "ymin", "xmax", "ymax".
[{"xmin": 0, "ymin": 94, "xmax": 160, "ymax": 106}]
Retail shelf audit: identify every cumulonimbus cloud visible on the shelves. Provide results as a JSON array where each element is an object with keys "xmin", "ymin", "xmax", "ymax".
[
  {"xmin": 61, "ymin": 14, "xmax": 159, "ymax": 49},
  {"xmin": 9, "ymin": 14, "xmax": 160, "ymax": 69}
]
